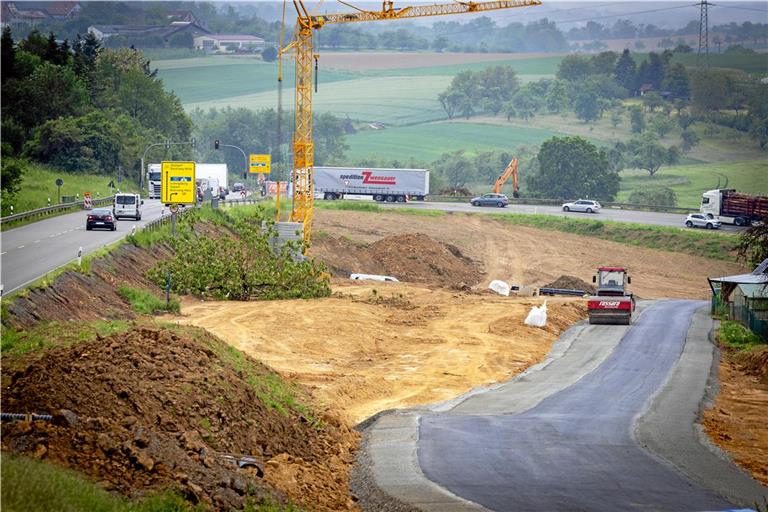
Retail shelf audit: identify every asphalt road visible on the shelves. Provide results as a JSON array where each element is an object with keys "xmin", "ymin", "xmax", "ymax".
[
  {"xmin": 417, "ymin": 301, "xmax": 735, "ymax": 511},
  {"xmin": 0, "ymin": 193, "xmax": 248, "ymax": 294},
  {"xmin": 378, "ymin": 200, "xmax": 744, "ymax": 232}
]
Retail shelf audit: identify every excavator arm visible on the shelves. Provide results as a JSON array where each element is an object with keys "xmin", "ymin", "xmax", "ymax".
[{"xmin": 493, "ymin": 158, "xmax": 519, "ymax": 198}]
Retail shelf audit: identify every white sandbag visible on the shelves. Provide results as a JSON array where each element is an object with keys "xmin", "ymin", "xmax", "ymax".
[
  {"xmin": 524, "ymin": 300, "xmax": 548, "ymax": 327},
  {"xmin": 488, "ymin": 280, "xmax": 511, "ymax": 296}
]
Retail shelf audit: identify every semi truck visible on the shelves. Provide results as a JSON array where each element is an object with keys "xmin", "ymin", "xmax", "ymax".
[
  {"xmin": 314, "ymin": 166, "xmax": 429, "ymax": 202},
  {"xmin": 700, "ymin": 189, "xmax": 768, "ymax": 226},
  {"xmin": 147, "ymin": 164, "xmax": 162, "ymax": 199}
]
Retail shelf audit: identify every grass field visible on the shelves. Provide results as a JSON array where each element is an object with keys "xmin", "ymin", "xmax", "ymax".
[
  {"xmin": 617, "ymin": 160, "xmax": 768, "ymax": 208},
  {"xmin": 6, "ymin": 160, "xmax": 138, "ymax": 214},
  {"xmin": 360, "ymin": 55, "xmax": 562, "ymax": 77},
  {"xmin": 344, "ymin": 121, "xmax": 565, "ymax": 161}
]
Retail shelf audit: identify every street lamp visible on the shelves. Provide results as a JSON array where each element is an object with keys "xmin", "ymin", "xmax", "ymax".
[{"xmin": 214, "ymin": 141, "xmax": 248, "ymax": 182}]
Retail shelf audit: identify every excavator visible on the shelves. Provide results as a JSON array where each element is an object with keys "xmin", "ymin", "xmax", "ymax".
[{"xmin": 493, "ymin": 158, "xmax": 520, "ymax": 198}]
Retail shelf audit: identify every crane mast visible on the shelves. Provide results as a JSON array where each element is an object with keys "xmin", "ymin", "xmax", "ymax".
[{"xmin": 285, "ymin": 0, "xmax": 542, "ymax": 245}]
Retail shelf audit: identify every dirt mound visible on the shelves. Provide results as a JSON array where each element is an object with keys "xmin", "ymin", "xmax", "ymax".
[
  {"xmin": 312, "ymin": 233, "xmax": 481, "ymax": 288},
  {"xmin": 542, "ymin": 275, "xmax": 595, "ymax": 294},
  {"xmin": 733, "ymin": 345, "xmax": 768, "ymax": 384},
  {"xmin": 1, "ymin": 325, "xmax": 359, "ymax": 511}
]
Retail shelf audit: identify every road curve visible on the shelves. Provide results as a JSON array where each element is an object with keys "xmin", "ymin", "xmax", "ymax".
[
  {"xmin": 418, "ymin": 300, "xmax": 732, "ymax": 511},
  {"xmin": 356, "ymin": 301, "xmax": 766, "ymax": 511}
]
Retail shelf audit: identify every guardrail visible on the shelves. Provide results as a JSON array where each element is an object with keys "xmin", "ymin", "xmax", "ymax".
[
  {"xmin": 1, "ymin": 196, "xmax": 115, "ymax": 227},
  {"xmin": 424, "ymin": 196, "xmax": 694, "ymax": 214}
]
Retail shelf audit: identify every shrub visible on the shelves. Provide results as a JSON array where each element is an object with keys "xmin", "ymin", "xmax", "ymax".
[
  {"xmin": 718, "ymin": 320, "xmax": 762, "ymax": 349},
  {"xmin": 117, "ymin": 285, "xmax": 179, "ymax": 314},
  {"xmin": 628, "ymin": 187, "xmax": 678, "ymax": 207}
]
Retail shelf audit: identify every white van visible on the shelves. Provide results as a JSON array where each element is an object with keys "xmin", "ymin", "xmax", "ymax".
[{"xmin": 113, "ymin": 193, "xmax": 142, "ymax": 220}]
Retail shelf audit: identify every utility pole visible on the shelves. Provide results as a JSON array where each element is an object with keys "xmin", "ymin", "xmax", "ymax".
[{"xmin": 697, "ymin": 0, "xmax": 711, "ymax": 70}]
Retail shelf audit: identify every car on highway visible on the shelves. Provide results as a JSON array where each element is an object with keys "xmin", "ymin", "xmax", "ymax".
[
  {"xmin": 86, "ymin": 208, "xmax": 116, "ymax": 231},
  {"xmin": 471, "ymin": 193, "xmax": 509, "ymax": 208},
  {"xmin": 233, "ymin": 182, "xmax": 245, "ymax": 192},
  {"xmin": 562, "ymin": 199, "xmax": 601, "ymax": 213},
  {"xmin": 685, "ymin": 213, "xmax": 721, "ymax": 229}
]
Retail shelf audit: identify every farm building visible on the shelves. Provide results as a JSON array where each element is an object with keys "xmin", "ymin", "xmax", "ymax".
[
  {"xmin": 194, "ymin": 34, "xmax": 266, "ymax": 53},
  {"xmin": 709, "ymin": 258, "xmax": 768, "ymax": 340}
]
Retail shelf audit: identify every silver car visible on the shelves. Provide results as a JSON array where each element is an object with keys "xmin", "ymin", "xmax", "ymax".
[
  {"xmin": 685, "ymin": 213, "xmax": 721, "ymax": 229},
  {"xmin": 562, "ymin": 199, "xmax": 601, "ymax": 213}
]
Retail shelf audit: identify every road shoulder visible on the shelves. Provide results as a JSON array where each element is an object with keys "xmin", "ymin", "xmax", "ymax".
[{"xmin": 634, "ymin": 305, "xmax": 768, "ymax": 506}]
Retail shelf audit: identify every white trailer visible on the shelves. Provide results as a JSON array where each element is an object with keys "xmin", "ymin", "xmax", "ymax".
[
  {"xmin": 314, "ymin": 166, "xmax": 429, "ymax": 202},
  {"xmin": 197, "ymin": 164, "xmax": 229, "ymax": 200}
]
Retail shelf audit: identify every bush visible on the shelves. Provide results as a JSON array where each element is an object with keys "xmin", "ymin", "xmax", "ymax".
[
  {"xmin": 628, "ymin": 187, "xmax": 677, "ymax": 207},
  {"xmin": 146, "ymin": 213, "xmax": 330, "ymax": 301},
  {"xmin": 718, "ymin": 320, "xmax": 762, "ymax": 349}
]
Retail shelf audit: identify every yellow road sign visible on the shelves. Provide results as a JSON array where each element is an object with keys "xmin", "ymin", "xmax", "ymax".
[
  {"xmin": 250, "ymin": 154, "xmax": 271, "ymax": 173},
  {"xmin": 161, "ymin": 161, "xmax": 196, "ymax": 204}
]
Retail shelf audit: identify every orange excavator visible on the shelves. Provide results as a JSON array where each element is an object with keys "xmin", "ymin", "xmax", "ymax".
[{"xmin": 493, "ymin": 158, "xmax": 520, "ymax": 198}]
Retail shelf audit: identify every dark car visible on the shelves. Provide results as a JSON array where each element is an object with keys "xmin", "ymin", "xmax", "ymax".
[
  {"xmin": 86, "ymin": 208, "xmax": 116, "ymax": 231},
  {"xmin": 470, "ymin": 193, "xmax": 509, "ymax": 208},
  {"xmin": 233, "ymin": 182, "xmax": 245, "ymax": 192}
]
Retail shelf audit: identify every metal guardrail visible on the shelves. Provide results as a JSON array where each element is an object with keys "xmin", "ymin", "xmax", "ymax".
[
  {"xmin": 1, "ymin": 196, "xmax": 115, "ymax": 226},
  {"xmin": 424, "ymin": 196, "xmax": 694, "ymax": 214}
]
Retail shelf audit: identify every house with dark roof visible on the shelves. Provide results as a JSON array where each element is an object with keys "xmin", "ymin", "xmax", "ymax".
[
  {"xmin": 0, "ymin": 2, "xmax": 49, "ymax": 27},
  {"xmin": 88, "ymin": 21, "xmax": 210, "ymax": 44},
  {"xmin": 45, "ymin": 1, "xmax": 81, "ymax": 20}
]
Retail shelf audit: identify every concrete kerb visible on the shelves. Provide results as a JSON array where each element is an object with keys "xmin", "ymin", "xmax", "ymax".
[
  {"xmin": 353, "ymin": 302, "xmax": 653, "ymax": 511},
  {"xmin": 634, "ymin": 305, "xmax": 768, "ymax": 506}
]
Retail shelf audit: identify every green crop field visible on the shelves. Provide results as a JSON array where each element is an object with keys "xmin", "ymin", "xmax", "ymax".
[
  {"xmin": 343, "ymin": 121, "xmax": 564, "ymax": 162},
  {"xmin": 156, "ymin": 58, "xmax": 358, "ymax": 105},
  {"xmin": 184, "ymin": 75, "xmax": 453, "ymax": 125},
  {"xmin": 359, "ymin": 55, "xmax": 563, "ymax": 77},
  {"xmin": 670, "ymin": 52, "xmax": 768, "ymax": 74},
  {"xmin": 617, "ymin": 160, "xmax": 768, "ymax": 208}
]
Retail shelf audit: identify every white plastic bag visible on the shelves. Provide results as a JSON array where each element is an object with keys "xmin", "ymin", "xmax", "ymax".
[
  {"xmin": 488, "ymin": 280, "xmax": 511, "ymax": 296},
  {"xmin": 524, "ymin": 300, "xmax": 548, "ymax": 327}
]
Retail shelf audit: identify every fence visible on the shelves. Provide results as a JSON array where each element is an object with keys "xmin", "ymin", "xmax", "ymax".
[
  {"xmin": 1, "ymin": 196, "xmax": 115, "ymax": 227},
  {"xmin": 731, "ymin": 305, "xmax": 768, "ymax": 341}
]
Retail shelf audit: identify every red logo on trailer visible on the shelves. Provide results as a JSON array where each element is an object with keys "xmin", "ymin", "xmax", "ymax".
[{"xmin": 362, "ymin": 171, "xmax": 397, "ymax": 185}]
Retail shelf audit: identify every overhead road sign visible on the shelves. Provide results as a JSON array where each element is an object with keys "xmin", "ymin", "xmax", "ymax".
[
  {"xmin": 250, "ymin": 154, "xmax": 271, "ymax": 173},
  {"xmin": 161, "ymin": 161, "xmax": 196, "ymax": 205}
]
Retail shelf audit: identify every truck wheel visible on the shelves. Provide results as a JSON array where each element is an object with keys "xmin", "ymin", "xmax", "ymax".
[
  {"xmin": 706, "ymin": 213, "xmax": 714, "ymax": 219},
  {"xmin": 386, "ymin": 195, "xmax": 395, "ymax": 202},
  {"xmin": 374, "ymin": 194, "xmax": 384, "ymax": 202},
  {"xmin": 685, "ymin": 220, "xmax": 693, "ymax": 228},
  {"xmin": 396, "ymin": 195, "xmax": 406, "ymax": 203},
  {"xmin": 734, "ymin": 217, "xmax": 745, "ymax": 226}
]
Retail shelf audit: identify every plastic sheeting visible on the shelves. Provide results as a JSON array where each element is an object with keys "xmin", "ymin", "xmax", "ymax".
[
  {"xmin": 524, "ymin": 300, "xmax": 548, "ymax": 327},
  {"xmin": 488, "ymin": 280, "xmax": 511, "ymax": 296}
]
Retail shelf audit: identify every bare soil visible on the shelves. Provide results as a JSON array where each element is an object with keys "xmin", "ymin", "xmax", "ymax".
[
  {"xmin": 702, "ymin": 348, "xmax": 768, "ymax": 487},
  {"xmin": 321, "ymin": 51, "xmax": 558, "ymax": 71},
  {"xmin": 312, "ymin": 210, "xmax": 745, "ymax": 299},
  {"xmin": 176, "ymin": 283, "xmax": 587, "ymax": 425},
  {"xmin": 542, "ymin": 275, "xmax": 596, "ymax": 294},
  {"xmin": 1, "ymin": 325, "xmax": 359, "ymax": 511}
]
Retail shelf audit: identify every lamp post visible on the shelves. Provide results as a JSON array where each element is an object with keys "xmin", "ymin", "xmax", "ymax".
[{"xmin": 214, "ymin": 140, "xmax": 248, "ymax": 183}]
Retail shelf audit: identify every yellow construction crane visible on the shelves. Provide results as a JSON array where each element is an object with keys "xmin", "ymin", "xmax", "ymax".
[
  {"xmin": 281, "ymin": 0, "xmax": 542, "ymax": 245},
  {"xmin": 493, "ymin": 158, "xmax": 520, "ymax": 198}
]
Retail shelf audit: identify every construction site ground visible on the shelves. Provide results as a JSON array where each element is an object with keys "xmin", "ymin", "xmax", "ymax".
[{"xmin": 176, "ymin": 210, "xmax": 750, "ymax": 420}]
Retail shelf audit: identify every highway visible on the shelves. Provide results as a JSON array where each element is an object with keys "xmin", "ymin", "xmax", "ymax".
[
  {"xmin": 0, "ymin": 193, "xmax": 247, "ymax": 295},
  {"xmin": 379, "ymin": 200, "xmax": 745, "ymax": 232},
  {"xmin": 359, "ymin": 302, "xmax": 767, "ymax": 511}
]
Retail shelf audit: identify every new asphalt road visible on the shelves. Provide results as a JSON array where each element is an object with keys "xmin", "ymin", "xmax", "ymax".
[{"xmin": 358, "ymin": 302, "xmax": 767, "ymax": 511}]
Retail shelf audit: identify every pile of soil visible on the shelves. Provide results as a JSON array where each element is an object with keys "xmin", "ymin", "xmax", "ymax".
[
  {"xmin": 542, "ymin": 275, "xmax": 595, "ymax": 294},
  {"xmin": 732, "ymin": 345, "xmax": 768, "ymax": 384},
  {"xmin": 1, "ymin": 326, "xmax": 359, "ymax": 511},
  {"xmin": 312, "ymin": 233, "xmax": 481, "ymax": 288}
]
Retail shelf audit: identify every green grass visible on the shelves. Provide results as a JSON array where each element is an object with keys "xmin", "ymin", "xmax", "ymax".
[
  {"xmin": 360, "ymin": 54, "xmax": 563, "ymax": 77},
  {"xmin": 344, "ymin": 121, "xmax": 564, "ymax": 161},
  {"xmin": 5, "ymin": 159, "xmax": 138, "ymax": 215},
  {"xmin": 1, "ymin": 454, "xmax": 202, "ymax": 512},
  {"xmin": 617, "ymin": 160, "xmax": 768, "ymax": 209},
  {"xmin": 117, "ymin": 285, "xmax": 180, "ymax": 315},
  {"xmin": 488, "ymin": 212, "xmax": 737, "ymax": 260},
  {"xmin": 670, "ymin": 52, "xmax": 768, "ymax": 74},
  {"xmin": 718, "ymin": 320, "xmax": 763, "ymax": 349},
  {"xmin": 1, "ymin": 320, "xmax": 131, "ymax": 360},
  {"xmin": 156, "ymin": 57, "xmax": 359, "ymax": 105}
]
